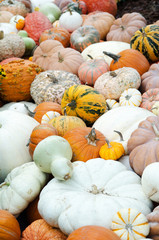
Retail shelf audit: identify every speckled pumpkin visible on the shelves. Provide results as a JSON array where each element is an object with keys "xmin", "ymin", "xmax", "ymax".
[
  {"xmin": 94, "ymin": 67, "xmax": 141, "ymax": 100},
  {"xmin": 61, "ymin": 84, "xmax": 107, "ymax": 125},
  {"xmin": 30, "ymin": 70, "xmax": 81, "ymax": 105},
  {"xmin": 0, "ymin": 0, "xmax": 30, "ymax": 17},
  {"xmin": 0, "ymin": 59, "xmax": 43, "ymax": 102}
]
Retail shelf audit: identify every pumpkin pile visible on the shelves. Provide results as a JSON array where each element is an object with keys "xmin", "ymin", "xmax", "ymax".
[{"xmin": 0, "ymin": 0, "xmax": 159, "ymax": 239}]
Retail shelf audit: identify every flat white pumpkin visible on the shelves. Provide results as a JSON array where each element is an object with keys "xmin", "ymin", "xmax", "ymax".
[
  {"xmin": 38, "ymin": 158, "xmax": 152, "ymax": 235},
  {"xmin": 0, "ymin": 162, "xmax": 49, "ymax": 217},
  {"xmin": 92, "ymin": 106, "xmax": 155, "ymax": 154},
  {"xmin": 0, "ymin": 110, "xmax": 39, "ymax": 182},
  {"xmin": 111, "ymin": 208, "xmax": 150, "ymax": 240},
  {"xmin": 0, "ymin": 101, "xmax": 37, "ymax": 115},
  {"xmin": 119, "ymin": 88, "xmax": 142, "ymax": 107}
]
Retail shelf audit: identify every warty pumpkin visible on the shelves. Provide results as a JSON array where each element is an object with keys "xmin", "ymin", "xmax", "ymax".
[
  {"xmin": 127, "ymin": 115, "xmax": 159, "ymax": 176},
  {"xmin": 63, "ymin": 127, "xmax": 106, "ymax": 162},
  {"xmin": 103, "ymin": 48, "xmax": 150, "ymax": 76},
  {"xmin": 0, "ymin": 0, "xmax": 30, "ymax": 17},
  {"xmin": 61, "ymin": 84, "xmax": 107, "ymax": 125},
  {"xmin": 130, "ymin": 24, "xmax": 159, "ymax": 62}
]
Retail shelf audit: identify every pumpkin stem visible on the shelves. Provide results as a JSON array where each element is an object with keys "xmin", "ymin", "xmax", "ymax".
[
  {"xmin": 105, "ymin": 138, "xmax": 112, "ymax": 148},
  {"xmin": 87, "ymin": 54, "xmax": 93, "ymax": 59},
  {"xmin": 63, "ymin": 108, "xmax": 67, "ymax": 116},
  {"xmin": 47, "ymin": 73, "xmax": 58, "ymax": 83},
  {"xmin": 103, "ymin": 51, "xmax": 120, "ymax": 63},
  {"xmin": 0, "ymin": 31, "xmax": 4, "ymax": 40},
  {"xmin": 114, "ymin": 130, "xmax": 124, "ymax": 141},
  {"xmin": 85, "ymin": 128, "xmax": 99, "ymax": 146},
  {"xmin": 58, "ymin": 52, "xmax": 64, "ymax": 63},
  {"xmin": 67, "ymin": 100, "xmax": 76, "ymax": 110},
  {"xmin": 0, "ymin": 182, "xmax": 10, "ymax": 188},
  {"xmin": 110, "ymin": 71, "xmax": 117, "ymax": 77},
  {"xmin": 152, "ymin": 123, "xmax": 159, "ymax": 137},
  {"xmin": 24, "ymin": 104, "xmax": 35, "ymax": 117}
]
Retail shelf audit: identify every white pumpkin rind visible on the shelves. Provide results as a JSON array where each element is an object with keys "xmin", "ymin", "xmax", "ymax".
[{"xmin": 119, "ymin": 88, "xmax": 142, "ymax": 107}]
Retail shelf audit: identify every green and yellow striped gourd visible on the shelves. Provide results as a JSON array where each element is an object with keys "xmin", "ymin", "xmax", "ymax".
[
  {"xmin": 130, "ymin": 24, "xmax": 159, "ymax": 62},
  {"xmin": 61, "ymin": 85, "xmax": 107, "ymax": 125}
]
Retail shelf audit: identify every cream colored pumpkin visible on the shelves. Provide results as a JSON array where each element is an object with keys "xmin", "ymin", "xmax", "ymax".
[
  {"xmin": 119, "ymin": 88, "xmax": 142, "ymax": 107},
  {"xmin": 0, "ymin": 101, "xmax": 37, "ymax": 115},
  {"xmin": 41, "ymin": 111, "xmax": 61, "ymax": 124},
  {"xmin": 151, "ymin": 101, "xmax": 159, "ymax": 115},
  {"xmin": 94, "ymin": 67, "xmax": 141, "ymax": 100},
  {"xmin": 111, "ymin": 208, "xmax": 150, "ymax": 239},
  {"xmin": 106, "ymin": 99, "xmax": 120, "ymax": 110},
  {"xmin": 38, "ymin": 158, "xmax": 152, "ymax": 235}
]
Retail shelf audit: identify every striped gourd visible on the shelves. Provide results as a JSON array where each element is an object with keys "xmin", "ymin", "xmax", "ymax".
[
  {"xmin": 61, "ymin": 85, "xmax": 107, "ymax": 125},
  {"xmin": 130, "ymin": 24, "xmax": 159, "ymax": 62}
]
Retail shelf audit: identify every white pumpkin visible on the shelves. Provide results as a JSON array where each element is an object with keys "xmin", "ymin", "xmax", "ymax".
[
  {"xmin": 0, "ymin": 101, "xmax": 37, "ymax": 115},
  {"xmin": 81, "ymin": 41, "xmax": 130, "ymax": 65},
  {"xmin": 41, "ymin": 110, "xmax": 61, "ymax": 124},
  {"xmin": 0, "ymin": 110, "xmax": 39, "ymax": 182},
  {"xmin": 111, "ymin": 208, "xmax": 150, "ymax": 240},
  {"xmin": 59, "ymin": 11, "xmax": 83, "ymax": 32},
  {"xmin": 92, "ymin": 106, "xmax": 155, "ymax": 154},
  {"xmin": 9, "ymin": 15, "xmax": 25, "ymax": 29},
  {"xmin": 30, "ymin": 0, "xmax": 55, "ymax": 11},
  {"xmin": 0, "ymin": 23, "xmax": 18, "ymax": 34},
  {"xmin": 119, "ymin": 88, "xmax": 142, "ymax": 107},
  {"xmin": 0, "ymin": 162, "xmax": 49, "ymax": 217},
  {"xmin": 119, "ymin": 155, "xmax": 133, "ymax": 171},
  {"xmin": 106, "ymin": 99, "xmax": 120, "ymax": 110},
  {"xmin": 141, "ymin": 162, "xmax": 159, "ymax": 203},
  {"xmin": 38, "ymin": 158, "xmax": 153, "ymax": 235}
]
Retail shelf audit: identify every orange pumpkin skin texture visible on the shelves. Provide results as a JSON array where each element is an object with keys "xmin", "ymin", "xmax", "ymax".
[
  {"xmin": 67, "ymin": 225, "xmax": 121, "ymax": 240},
  {"xmin": 39, "ymin": 27, "xmax": 70, "ymax": 47},
  {"xmin": 0, "ymin": 59, "xmax": 43, "ymax": 102},
  {"xmin": 140, "ymin": 88, "xmax": 159, "ymax": 111},
  {"xmin": 0, "ymin": 209, "xmax": 21, "ymax": 240},
  {"xmin": 127, "ymin": 115, "xmax": 159, "ymax": 176},
  {"xmin": 21, "ymin": 219, "xmax": 67, "ymax": 240},
  {"xmin": 25, "ymin": 197, "xmax": 42, "ymax": 225},
  {"xmin": 29, "ymin": 123, "xmax": 58, "ymax": 158},
  {"xmin": 104, "ymin": 49, "xmax": 150, "ymax": 76},
  {"xmin": 33, "ymin": 102, "xmax": 62, "ymax": 123},
  {"xmin": 63, "ymin": 127, "xmax": 106, "ymax": 162}
]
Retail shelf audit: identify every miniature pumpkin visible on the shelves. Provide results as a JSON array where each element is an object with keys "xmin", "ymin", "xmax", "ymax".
[
  {"xmin": 82, "ymin": 11, "xmax": 115, "ymax": 40},
  {"xmin": 0, "ymin": 209, "xmax": 21, "ymax": 240},
  {"xmin": 67, "ymin": 225, "xmax": 121, "ymax": 240},
  {"xmin": 130, "ymin": 24, "xmax": 159, "ymax": 62},
  {"xmin": 0, "ymin": 32, "xmax": 25, "ymax": 61},
  {"xmin": 30, "ymin": 70, "xmax": 81, "ymax": 105},
  {"xmin": 119, "ymin": 88, "xmax": 142, "ymax": 107},
  {"xmin": 147, "ymin": 205, "xmax": 159, "ymax": 240},
  {"xmin": 49, "ymin": 115, "xmax": 86, "ymax": 136},
  {"xmin": 151, "ymin": 101, "xmax": 159, "ymax": 115},
  {"xmin": 23, "ymin": 11, "xmax": 53, "ymax": 45},
  {"xmin": 140, "ymin": 88, "xmax": 159, "ymax": 111},
  {"xmin": 78, "ymin": 55, "xmax": 110, "ymax": 86},
  {"xmin": 103, "ymin": 49, "xmax": 150, "ymax": 76},
  {"xmin": 106, "ymin": 99, "xmax": 120, "ymax": 110},
  {"xmin": 29, "ymin": 123, "xmax": 58, "ymax": 158},
  {"xmin": 41, "ymin": 110, "xmax": 61, "ymax": 124},
  {"xmin": 111, "ymin": 208, "xmax": 150, "ymax": 239},
  {"xmin": 63, "ymin": 127, "xmax": 106, "ymax": 162},
  {"xmin": 70, "ymin": 25, "xmax": 100, "ymax": 53},
  {"xmin": 0, "ymin": 10, "xmax": 14, "ymax": 23},
  {"xmin": 107, "ymin": 12, "xmax": 147, "ymax": 43},
  {"xmin": 94, "ymin": 67, "xmax": 141, "ymax": 100},
  {"xmin": 127, "ymin": 115, "xmax": 159, "ymax": 176},
  {"xmin": 9, "ymin": 14, "xmax": 25, "ymax": 30},
  {"xmin": 0, "ymin": 0, "xmax": 30, "ymax": 17},
  {"xmin": 39, "ymin": 27, "xmax": 70, "ymax": 47},
  {"xmin": 38, "ymin": 158, "xmax": 152, "ymax": 235},
  {"xmin": 140, "ymin": 63, "xmax": 159, "ymax": 93},
  {"xmin": 0, "ymin": 59, "xmax": 43, "ymax": 102},
  {"xmin": 21, "ymin": 219, "xmax": 67, "ymax": 240},
  {"xmin": 61, "ymin": 84, "xmax": 107, "ymax": 125}
]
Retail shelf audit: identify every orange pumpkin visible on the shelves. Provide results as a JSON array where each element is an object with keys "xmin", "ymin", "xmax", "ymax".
[
  {"xmin": 33, "ymin": 102, "xmax": 62, "ymax": 123},
  {"xmin": 140, "ymin": 88, "xmax": 159, "ymax": 111},
  {"xmin": 29, "ymin": 123, "xmax": 58, "ymax": 158},
  {"xmin": 0, "ymin": 209, "xmax": 21, "ymax": 240},
  {"xmin": 103, "ymin": 49, "xmax": 150, "ymax": 76},
  {"xmin": 25, "ymin": 196, "xmax": 42, "ymax": 224},
  {"xmin": 63, "ymin": 127, "xmax": 106, "ymax": 162},
  {"xmin": 39, "ymin": 27, "xmax": 70, "ymax": 47},
  {"xmin": 21, "ymin": 219, "xmax": 67, "ymax": 240},
  {"xmin": 67, "ymin": 225, "xmax": 121, "ymax": 240}
]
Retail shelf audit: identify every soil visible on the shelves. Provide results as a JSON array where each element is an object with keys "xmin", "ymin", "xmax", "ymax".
[{"xmin": 116, "ymin": 0, "xmax": 159, "ymax": 24}]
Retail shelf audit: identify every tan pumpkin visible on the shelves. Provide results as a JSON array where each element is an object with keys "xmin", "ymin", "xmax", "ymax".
[
  {"xmin": 82, "ymin": 11, "xmax": 115, "ymax": 40},
  {"xmin": 0, "ymin": 10, "xmax": 14, "ymax": 23},
  {"xmin": 127, "ymin": 115, "xmax": 159, "ymax": 176},
  {"xmin": 0, "ymin": 0, "xmax": 30, "ymax": 17},
  {"xmin": 0, "ymin": 59, "xmax": 43, "ymax": 102},
  {"xmin": 63, "ymin": 127, "xmax": 106, "ymax": 162},
  {"xmin": 140, "ymin": 88, "xmax": 159, "ymax": 111},
  {"xmin": 0, "ymin": 209, "xmax": 21, "ymax": 240},
  {"xmin": 107, "ymin": 12, "xmax": 147, "ymax": 43},
  {"xmin": 147, "ymin": 205, "xmax": 159, "ymax": 240},
  {"xmin": 21, "ymin": 219, "xmax": 67, "ymax": 240}
]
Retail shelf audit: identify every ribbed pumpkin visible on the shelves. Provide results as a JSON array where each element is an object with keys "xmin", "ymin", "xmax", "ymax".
[
  {"xmin": 49, "ymin": 115, "xmax": 86, "ymax": 136},
  {"xmin": 78, "ymin": 56, "xmax": 110, "ymax": 86},
  {"xmin": 0, "ymin": 0, "xmax": 30, "ymax": 17},
  {"xmin": 130, "ymin": 24, "xmax": 159, "ymax": 62},
  {"xmin": 21, "ymin": 219, "xmax": 67, "ymax": 240},
  {"xmin": 103, "ymin": 49, "xmax": 150, "ymax": 76},
  {"xmin": 147, "ymin": 206, "xmax": 159, "ymax": 240},
  {"xmin": 70, "ymin": 25, "xmax": 100, "ymax": 53},
  {"xmin": 33, "ymin": 102, "xmax": 62, "ymax": 123},
  {"xmin": 0, "ymin": 59, "xmax": 43, "ymax": 102},
  {"xmin": 61, "ymin": 84, "xmax": 107, "ymax": 125},
  {"xmin": 140, "ymin": 88, "xmax": 159, "ymax": 111},
  {"xmin": 0, "ymin": 10, "xmax": 14, "ymax": 23},
  {"xmin": 63, "ymin": 127, "xmax": 106, "ymax": 162},
  {"xmin": 0, "ymin": 209, "xmax": 21, "ymax": 240},
  {"xmin": 39, "ymin": 27, "xmax": 70, "ymax": 47},
  {"xmin": 29, "ymin": 123, "xmax": 58, "ymax": 158}
]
